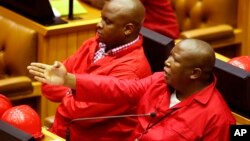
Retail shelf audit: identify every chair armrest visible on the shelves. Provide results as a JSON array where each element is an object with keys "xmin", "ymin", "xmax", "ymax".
[
  {"xmin": 0, "ymin": 76, "xmax": 33, "ymax": 96},
  {"xmin": 180, "ymin": 24, "xmax": 234, "ymax": 41}
]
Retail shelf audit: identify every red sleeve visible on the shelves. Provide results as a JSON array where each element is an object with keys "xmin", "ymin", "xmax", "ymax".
[
  {"xmin": 74, "ymin": 73, "xmax": 155, "ymax": 105},
  {"xmin": 42, "ymin": 84, "xmax": 70, "ymax": 102},
  {"xmin": 41, "ymin": 57, "xmax": 80, "ymax": 102},
  {"xmin": 41, "ymin": 60, "xmax": 76, "ymax": 102},
  {"xmin": 55, "ymin": 74, "xmax": 156, "ymax": 128}
]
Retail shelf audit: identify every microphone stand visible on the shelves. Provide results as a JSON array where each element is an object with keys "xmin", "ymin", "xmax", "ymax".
[
  {"xmin": 68, "ymin": 0, "xmax": 74, "ymax": 20},
  {"xmin": 68, "ymin": 0, "xmax": 81, "ymax": 20},
  {"xmin": 66, "ymin": 127, "xmax": 70, "ymax": 141},
  {"xmin": 65, "ymin": 112, "xmax": 156, "ymax": 141}
]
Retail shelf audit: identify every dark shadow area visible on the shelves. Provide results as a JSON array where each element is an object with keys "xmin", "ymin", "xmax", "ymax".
[{"xmin": 140, "ymin": 27, "xmax": 175, "ymax": 72}]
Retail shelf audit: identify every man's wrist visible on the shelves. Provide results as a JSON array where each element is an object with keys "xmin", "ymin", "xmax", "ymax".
[{"xmin": 65, "ymin": 73, "xmax": 76, "ymax": 89}]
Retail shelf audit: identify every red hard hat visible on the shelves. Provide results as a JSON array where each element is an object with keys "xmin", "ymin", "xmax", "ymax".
[
  {"xmin": 0, "ymin": 94, "xmax": 12, "ymax": 118},
  {"xmin": 1, "ymin": 105, "xmax": 43, "ymax": 139},
  {"xmin": 228, "ymin": 56, "xmax": 250, "ymax": 72}
]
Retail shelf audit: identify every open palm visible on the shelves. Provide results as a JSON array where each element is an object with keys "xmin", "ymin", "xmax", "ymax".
[{"xmin": 27, "ymin": 61, "xmax": 67, "ymax": 85}]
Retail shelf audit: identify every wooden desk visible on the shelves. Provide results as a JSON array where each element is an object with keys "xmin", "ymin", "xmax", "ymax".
[
  {"xmin": 41, "ymin": 127, "xmax": 65, "ymax": 141},
  {"xmin": 232, "ymin": 112, "xmax": 250, "ymax": 125},
  {"xmin": 0, "ymin": 2, "xmax": 101, "ymax": 122}
]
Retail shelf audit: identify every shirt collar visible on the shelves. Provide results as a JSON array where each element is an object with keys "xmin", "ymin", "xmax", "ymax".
[
  {"xmin": 193, "ymin": 74, "xmax": 217, "ymax": 105},
  {"xmin": 173, "ymin": 74, "xmax": 217, "ymax": 108},
  {"xmin": 99, "ymin": 36, "xmax": 140, "ymax": 55}
]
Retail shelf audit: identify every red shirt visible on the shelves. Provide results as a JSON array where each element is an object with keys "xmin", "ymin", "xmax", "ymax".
[
  {"xmin": 141, "ymin": 0, "xmax": 180, "ymax": 39},
  {"xmin": 42, "ymin": 35, "xmax": 152, "ymax": 141},
  {"xmin": 75, "ymin": 72, "xmax": 236, "ymax": 141}
]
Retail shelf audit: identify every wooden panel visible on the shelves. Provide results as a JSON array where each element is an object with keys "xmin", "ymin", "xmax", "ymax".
[
  {"xmin": 37, "ymin": 35, "xmax": 49, "ymax": 63},
  {"xmin": 56, "ymin": 35, "xmax": 68, "ymax": 61},
  {"xmin": 67, "ymin": 32, "xmax": 79, "ymax": 56},
  {"xmin": 37, "ymin": 29, "xmax": 96, "ymax": 64}
]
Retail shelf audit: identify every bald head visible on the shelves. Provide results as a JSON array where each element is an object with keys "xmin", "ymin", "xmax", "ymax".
[
  {"xmin": 104, "ymin": 0, "xmax": 145, "ymax": 29},
  {"xmin": 97, "ymin": 0, "xmax": 145, "ymax": 47},
  {"xmin": 177, "ymin": 39, "xmax": 215, "ymax": 73}
]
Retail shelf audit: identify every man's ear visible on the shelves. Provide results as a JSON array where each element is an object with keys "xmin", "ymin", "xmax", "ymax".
[
  {"xmin": 190, "ymin": 68, "xmax": 202, "ymax": 79},
  {"xmin": 124, "ymin": 23, "xmax": 134, "ymax": 36}
]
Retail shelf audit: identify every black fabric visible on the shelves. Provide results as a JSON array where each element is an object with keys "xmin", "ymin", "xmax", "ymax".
[{"xmin": 140, "ymin": 26, "xmax": 174, "ymax": 72}]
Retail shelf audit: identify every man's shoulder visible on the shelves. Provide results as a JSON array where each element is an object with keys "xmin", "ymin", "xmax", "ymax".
[{"xmin": 150, "ymin": 72, "xmax": 166, "ymax": 84}]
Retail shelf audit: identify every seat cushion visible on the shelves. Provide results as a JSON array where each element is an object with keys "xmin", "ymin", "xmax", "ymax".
[{"xmin": 0, "ymin": 15, "xmax": 37, "ymax": 78}]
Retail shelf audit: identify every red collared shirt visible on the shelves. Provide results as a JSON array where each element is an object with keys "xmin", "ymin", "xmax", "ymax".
[{"xmin": 75, "ymin": 72, "xmax": 236, "ymax": 141}]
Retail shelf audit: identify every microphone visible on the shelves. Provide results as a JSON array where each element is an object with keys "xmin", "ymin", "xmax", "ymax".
[{"xmin": 65, "ymin": 112, "xmax": 156, "ymax": 141}]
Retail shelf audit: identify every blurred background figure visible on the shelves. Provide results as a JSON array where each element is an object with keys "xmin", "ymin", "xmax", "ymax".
[
  {"xmin": 1, "ymin": 105, "xmax": 43, "ymax": 140},
  {"xmin": 0, "ymin": 94, "xmax": 12, "ymax": 117},
  {"xmin": 228, "ymin": 56, "xmax": 250, "ymax": 72}
]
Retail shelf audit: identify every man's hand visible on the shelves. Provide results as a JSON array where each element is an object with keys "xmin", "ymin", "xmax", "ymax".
[{"xmin": 27, "ymin": 61, "xmax": 67, "ymax": 85}]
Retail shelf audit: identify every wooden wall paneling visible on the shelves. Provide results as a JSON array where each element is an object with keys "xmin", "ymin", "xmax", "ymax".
[
  {"xmin": 55, "ymin": 34, "xmax": 69, "ymax": 61},
  {"xmin": 37, "ymin": 35, "xmax": 49, "ymax": 63},
  {"xmin": 67, "ymin": 32, "xmax": 79, "ymax": 56}
]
